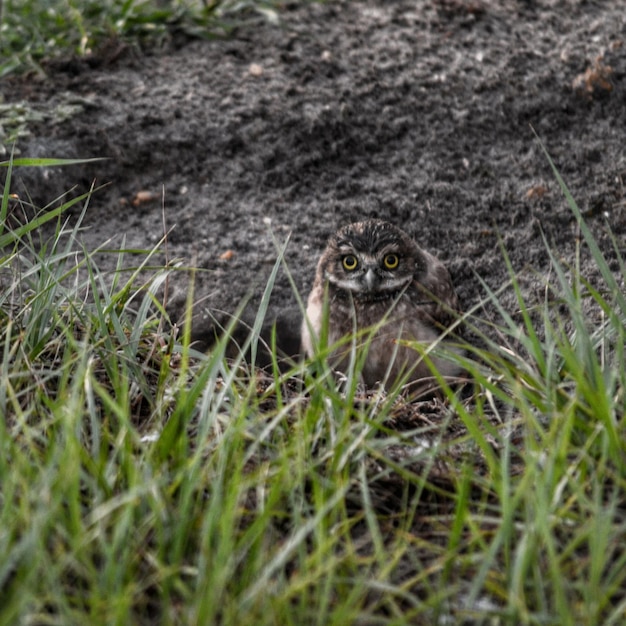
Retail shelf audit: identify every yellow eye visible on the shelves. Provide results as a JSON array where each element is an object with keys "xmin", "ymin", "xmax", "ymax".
[
  {"xmin": 383, "ymin": 254, "xmax": 399, "ymax": 269},
  {"xmin": 342, "ymin": 255, "xmax": 358, "ymax": 271}
]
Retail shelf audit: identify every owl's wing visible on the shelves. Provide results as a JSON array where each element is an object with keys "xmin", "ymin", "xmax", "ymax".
[{"xmin": 412, "ymin": 250, "xmax": 460, "ymax": 329}]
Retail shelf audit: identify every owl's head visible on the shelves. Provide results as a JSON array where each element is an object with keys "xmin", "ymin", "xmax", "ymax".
[{"xmin": 319, "ymin": 220, "xmax": 424, "ymax": 300}]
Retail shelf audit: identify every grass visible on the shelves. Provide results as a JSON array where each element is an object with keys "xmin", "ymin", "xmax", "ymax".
[
  {"xmin": 0, "ymin": 0, "xmax": 286, "ymax": 77},
  {"xmin": 0, "ymin": 153, "xmax": 625, "ymax": 625}
]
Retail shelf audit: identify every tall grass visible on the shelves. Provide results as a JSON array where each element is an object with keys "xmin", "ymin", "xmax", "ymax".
[{"xmin": 0, "ymin": 155, "xmax": 624, "ymax": 624}]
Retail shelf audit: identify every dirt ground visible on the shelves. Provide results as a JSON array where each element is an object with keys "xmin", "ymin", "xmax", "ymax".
[{"xmin": 4, "ymin": 0, "xmax": 626, "ymax": 351}]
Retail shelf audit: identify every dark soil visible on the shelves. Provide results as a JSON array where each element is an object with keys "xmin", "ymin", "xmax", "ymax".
[{"xmin": 4, "ymin": 0, "xmax": 626, "ymax": 350}]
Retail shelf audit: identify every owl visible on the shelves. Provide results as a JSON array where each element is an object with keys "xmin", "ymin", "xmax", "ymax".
[{"xmin": 301, "ymin": 219, "xmax": 463, "ymax": 390}]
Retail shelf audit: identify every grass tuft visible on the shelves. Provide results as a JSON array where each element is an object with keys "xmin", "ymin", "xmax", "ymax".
[
  {"xmin": 0, "ymin": 0, "xmax": 290, "ymax": 78},
  {"xmin": 0, "ymin": 153, "xmax": 625, "ymax": 624}
]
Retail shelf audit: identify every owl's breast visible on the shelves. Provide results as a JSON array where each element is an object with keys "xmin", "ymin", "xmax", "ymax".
[
  {"xmin": 324, "ymin": 294, "xmax": 428, "ymax": 337},
  {"xmin": 330, "ymin": 295, "xmax": 455, "ymax": 386}
]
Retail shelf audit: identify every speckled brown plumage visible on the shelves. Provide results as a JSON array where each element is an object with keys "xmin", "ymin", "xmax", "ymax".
[{"xmin": 301, "ymin": 219, "xmax": 463, "ymax": 389}]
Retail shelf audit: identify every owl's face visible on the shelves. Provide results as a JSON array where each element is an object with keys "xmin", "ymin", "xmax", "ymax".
[{"xmin": 319, "ymin": 220, "xmax": 423, "ymax": 300}]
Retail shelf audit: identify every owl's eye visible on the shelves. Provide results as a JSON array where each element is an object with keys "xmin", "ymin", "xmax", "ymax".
[
  {"xmin": 383, "ymin": 254, "xmax": 399, "ymax": 269},
  {"xmin": 342, "ymin": 255, "xmax": 359, "ymax": 271}
]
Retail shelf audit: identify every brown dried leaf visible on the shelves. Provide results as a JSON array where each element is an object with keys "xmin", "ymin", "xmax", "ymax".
[
  {"xmin": 526, "ymin": 184, "xmax": 549, "ymax": 200},
  {"xmin": 132, "ymin": 190, "xmax": 159, "ymax": 207},
  {"xmin": 572, "ymin": 55, "xmax": 613, "ymax": 98}
]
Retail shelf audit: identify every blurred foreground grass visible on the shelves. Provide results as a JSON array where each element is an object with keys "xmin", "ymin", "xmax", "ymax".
[{"xmin": 0, "ymin": 0, "xmax": 286, "ymax": 77}]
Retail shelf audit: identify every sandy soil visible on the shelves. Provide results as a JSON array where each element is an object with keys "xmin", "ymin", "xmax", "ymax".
[{"xmin": 4, "ymin": 0, "xmax": 626, "ymax": 351}]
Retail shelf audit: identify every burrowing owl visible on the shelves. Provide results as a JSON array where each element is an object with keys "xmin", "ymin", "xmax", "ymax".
[{"xmin": 301, "ymin": 219, "xmax": 463, "ymax": 389}]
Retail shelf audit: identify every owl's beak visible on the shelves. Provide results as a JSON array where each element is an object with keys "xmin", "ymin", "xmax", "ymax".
[{"xmin": 363, "ymin": 267, "xmax": 378, "ymax": 291}]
